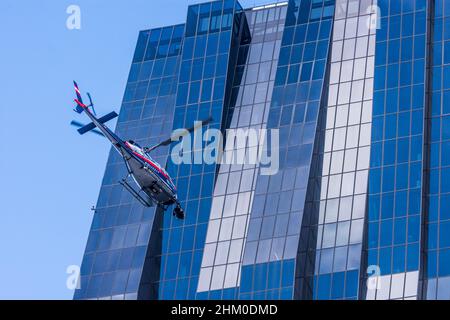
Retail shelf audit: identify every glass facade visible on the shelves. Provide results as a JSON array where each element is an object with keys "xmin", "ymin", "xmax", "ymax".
[
  {"xmin": 240, "ymin": 0, "xmax": 335, "ymax": 300},
  {"xmin": 159, "ymin": 0, "xmax": 246, "ymax": 300},
  {"xmin": 310, "ymin": 0, "xmax": 375, "ymax": 300},
  {"xmin": 76, "ymin": 0, "xmax": 450, "ymax": 300},
  {"xmin": 197, "ymin": 4, "xmax": 286, "ymax": 298},
  {"xmin": 74, "ymin": 24, "xmax": 184, "ymax": 300},
  {"xmin": 365, "ymin": 0, "xmax": 427, "ymax": 300},
  {"xmin": 426, "ymin": 0, "xmax": 450, "ymax": 299}
]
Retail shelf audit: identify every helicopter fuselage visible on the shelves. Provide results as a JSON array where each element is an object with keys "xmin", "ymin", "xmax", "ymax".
[
  {"xmin": 79, "ymin": 101, "xmax": 177, "ymax": 207},
  {"xmin": 119, "ymin": 142, "xmax": 177, "ymax": 206}
]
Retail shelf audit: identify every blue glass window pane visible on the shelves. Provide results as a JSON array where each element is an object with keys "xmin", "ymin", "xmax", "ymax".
[
  {"xmin": 368, "ymin": 222, "xmax": 379, "ymax": 248},
  {"xmin": 306, "ymin": 22, "xmax": 319, "ymax": 42},
  {"xmin": 440, "ymin": 194, "xmax": 450, "ymax": 221},
  {"xmin": 376, "ymin": 41, "xmax": 387, "ymax": 65},
  {"xmin": 194, "ymin": 224, "xmax": 207, "ymax": 250},
  {"xmin": 201, "ymin": 79, "xmax": 213, "ymax": 102},
  {"xmin": 428, "ymin": 250, "xmax": 437, "ymax": 277},
  {"xmin": 189, "ymin": 82, "xmax": 201, "ymax": 104},
  {"xmin": 317, "ymin": 274, "xmax": 331, "ymax": 300},
  {"xmin": 206, "ymin": 33, "xmax": 219, "ymax": 56},
  {"xmin": 303, "ymin": 42, "xmax": 316, "ymax": 61},
  {"xmin": 204, "ymin": 56, "xmax": 216, "ymax": 79},
  {"xmin": 414, "ymin": 36, "xmax": 425, "ymax": 59},
  {"xmin": 409, "ymin": 162, "xmax": 422, "ymax": 189},
  {"xmin": 407, "ymin": 215, "xmax": 420, "ymax": 243},
  {"xmin": 395, "ymin": 191, "xmax": 408, "ymax": 218},
  {"xmin": 191, "ymin": 59, "xmax": 204, "ymax": 81},
  {"xmin": 410, "ymin": 135, "xmax": 423, "ymax": 161},
  {"xmin": 386, "ymin": 89, "xmax": 398, "ymax": 113},
  {"xmin": 413, "ymin": 59, "xmax": 425, "ymax": 84},
  {"xmin": 443, "ymin": 90, "xmax": 450, "ymax": 114},
  {"xmin": 331, "ymin": 272, "xmax": 345, "ymax": 299},
  {"xmin": 399, "ymin": 87, "xmax": 411, "ymax": 111},
  {"xmin": 275, "ymin": 66, "xmax": 288, "ymax": 86},
  {"xmin": 165, "ymin": 254, "xmax": 179, "ymax": 279},
  {"xmin": 267, "ymin": 261, "xmax": 282, "ymax": 290},
  {"xmin": 397, "ymin": 139, "xmax": 409, "ymax": 163},
  {"xmin": 443, "ymin": 65, "xmax": 450, "ymax": 89},
  {"xmin": 380, "ymin": 219, "xmax": 393, "ymax": 247},
  {"xmin": 441, "ymin": 168, "xmax": 450, "ymax": 193},
  {"xmin": 382, "ymin": 193, "xmax": 394, "ymax": 219},
  {"xmin": 443, "ymin": 116, "xmax": 450, "ymax": 139},
  {"xmin": 240, "ymin": 266, "xmax": 253, "ymax": 293},
  {"xmin": 282, "ymin": 26, "xmax": 294, "ymax": 46},
  {"xmin": 444, "ymin": 41, "xmax": 450, "ymax": 64},
  {"xmin": 183, "ymin": 37, "xmax": 195, "ymax": 60},
  {"xmin": 345, "ymin": 270, "xmax": 358, "ymax": 298},
  {"xmin": 369, "ymin": 168, "xmax": 381, "ymax": 194},
  {"xmin": 194, "ymin": 36, "xmax": 207, "ymax": 59},
  {"xmin": 382, "ymin": 166, "xmax": 395, "ymax": 192},
  {"xmin": 440, "ymin": 221, "xmax": 450, "ymax": 248},
  {"xmin": 219, "ymin": 31, "xmax": 231, "ymax": 54},
  {"xmin": 388, "ymin": 39, "xmax": 400, "ymax": 63},
  {"xmin": 111, "ymin": 271, "xmax": 129, "ymax": 295},
  {"xmin": 379, "ymin": 247, "xmax": 392, "ymax": 275},
  {"xmin": 439, "ymin": 249, "xmax": 450, "ymax": 276},
  {"xmin": 393, "ymin": 246, "xmax": 406, "ymax": 273},
  {"xmin": 281, "ymin": 260, "xmax": 295, "ymax": 287},
  {"xmin": 387, "ymin": 64, "xmax": 399, "ymax": 88},
  {"xmin": 407, "ymin": 243, "xmax": 419, "ymax": 271},
  {"xmin": 133, "ymin": 31, "xmax": 150, "ymax": 62},
  {"xmin": 290, "ymin": 45, "xmax": 303, "ymax": 64},
  {"xmin": 373, "ymin": 92, "xmax": 385, "ymax": 116},
  {"xmin": 288, "ymin": 64, "xmax": 300, "ymax": 83},
  {"xmin": 162, "ymin": 280, "xmax": 176, "ymax": 299},
  {"xmin": 300, "ymin": 62, "xmax": 312, "ymax": 82},
  {"xmin": 394, "ymin": 218, "xmax": 407, "ymax": 245},
  {"xmin": 178, "ymin": 252, "xmax": 192, "ymax": 278},
  {"xmin": 411, "ymin": 110, "xmax": 423, "ymax": 135}
]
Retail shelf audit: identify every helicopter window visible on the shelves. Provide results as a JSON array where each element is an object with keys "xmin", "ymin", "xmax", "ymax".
[{"xmin": 128, "ymin": 141, "xmax": 146, "ymax": 156}]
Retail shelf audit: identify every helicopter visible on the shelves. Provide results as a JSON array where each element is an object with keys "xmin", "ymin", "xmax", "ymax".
[{"xmin": 70, "ymin": 81, "xmax": 212, "ymax": 220}]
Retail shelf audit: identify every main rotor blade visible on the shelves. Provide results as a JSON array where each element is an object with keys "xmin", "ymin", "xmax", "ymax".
[
  {"xmin": 70, "ymin": 120, "xmax": 104, "ymax": 137},
  {"xmin": 145, "ymin": 116, "xmax": 213, "ymax": 153}
]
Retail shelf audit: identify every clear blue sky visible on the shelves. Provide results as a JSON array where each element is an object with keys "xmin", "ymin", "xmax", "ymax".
[{"xmin": 0, "ymin": 0, "xmax": 276, "ymax": 300}]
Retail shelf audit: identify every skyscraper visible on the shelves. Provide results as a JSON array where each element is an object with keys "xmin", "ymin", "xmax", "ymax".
[{"xmin": 74, "ymin": 0, "xmax": 450, "ymax": 300}]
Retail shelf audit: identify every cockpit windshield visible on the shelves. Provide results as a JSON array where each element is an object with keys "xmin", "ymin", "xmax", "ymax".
[
  {"xmin": 128, "ymin": 140, "xmax": 145, "ymax": 155},
  {"xmin": 128, "ymin": 140, "xmax": 158, "ymax": 164}
]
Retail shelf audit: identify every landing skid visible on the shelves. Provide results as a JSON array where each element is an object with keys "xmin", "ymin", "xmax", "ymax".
[
  {"xmin": 119, "ymin": 176, "xmax": 185, "ymax": 220},
  {"xmin": 119, "ymin": 178, "xmax": 152, "ymax": 207}
]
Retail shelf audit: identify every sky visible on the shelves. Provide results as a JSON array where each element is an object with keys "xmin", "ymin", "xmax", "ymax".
[{"xmin": 0, "ymin": 0, "xmax": 278, "ymax": 300}]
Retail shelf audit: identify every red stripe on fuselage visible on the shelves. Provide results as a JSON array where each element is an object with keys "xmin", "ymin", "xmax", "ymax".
[
  {"xmin": 74, "ymin": 99, "xmax": 86, "ymax": 108},
  {"xmin": 131, "ymin": 150, "xmax": 169, "ymax": 179}
]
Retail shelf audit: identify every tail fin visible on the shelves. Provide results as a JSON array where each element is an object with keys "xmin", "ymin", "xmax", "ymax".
[{"xmin": 73, "ymin": 81, "xmax": 86, "ymax": 114}]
